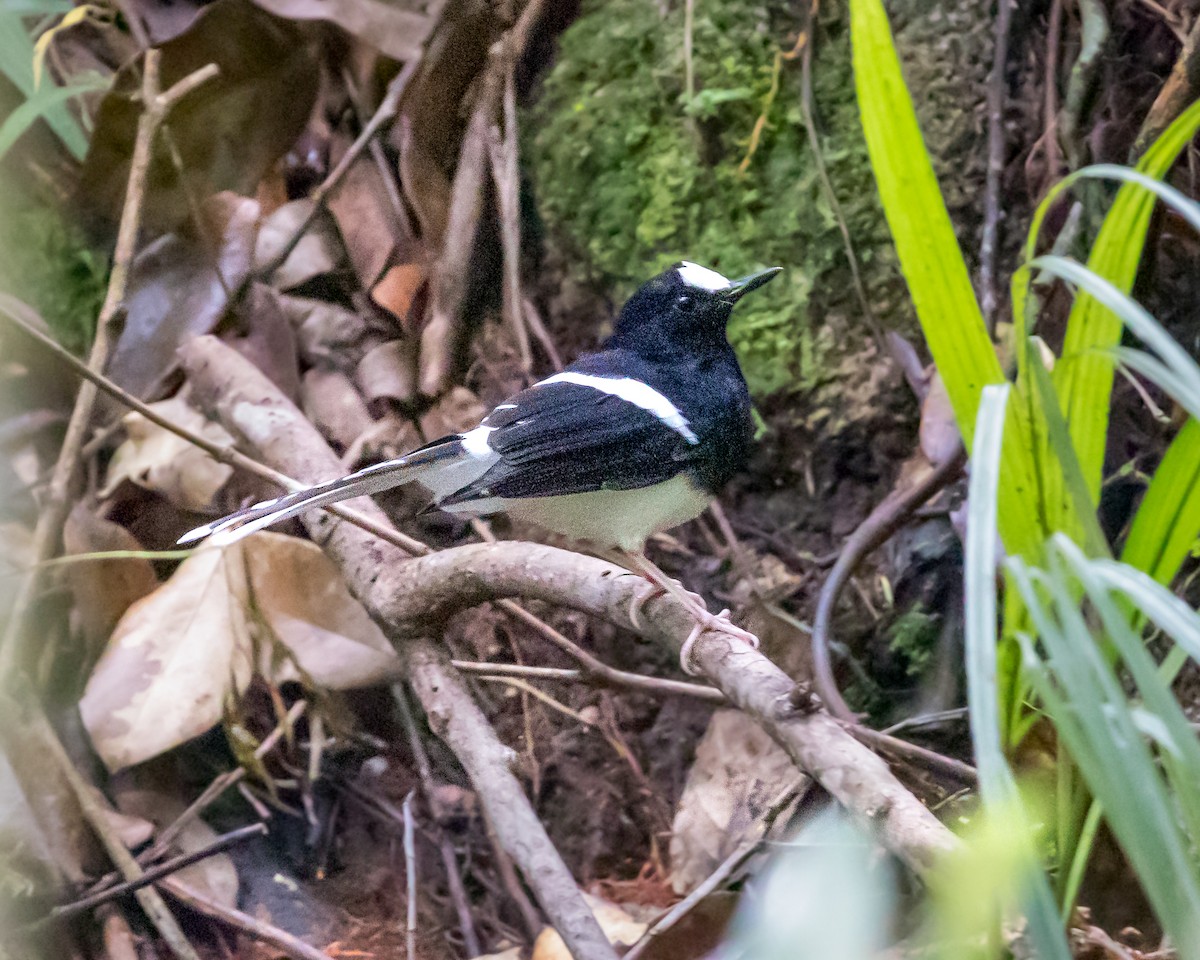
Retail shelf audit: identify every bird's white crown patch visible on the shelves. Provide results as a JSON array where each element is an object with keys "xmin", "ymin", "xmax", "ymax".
[{"xmin": 677, "ymin": 261, "xmax": 731, "ymax": 292}]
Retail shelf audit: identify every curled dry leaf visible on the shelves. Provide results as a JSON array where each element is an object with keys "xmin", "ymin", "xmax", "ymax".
[
  {"xmin": 80, "ymin": 544, "xmax": 255, "ymax": 772},
  {"xmin": 101, "ymin": 396, "xmax": 235, "ymax": 512},
  {"xmin": 327, "ymin": 137, "xmax": 412, "ymax": 290},
  {"xmin": 669, "ymin": 709, "xmax": 804, "ymax": 895},
  {"xmin": 277, "ymin": 292, "xmax": 373, "ymax": 369},
  {"xmin": 229, "ymin": 282, "xmax": 302, "ymax": 402},
  {"xmin": 371, "ymin": 262, "xmax": 426, "ymax": 327},
  {"xmin": 301, "ymin": 367, "xmax": 375, "ymax": 451},
  {"xmin": 63, "ymin": 504, "xmax": 159, "ymax": 651},
  {"xmin": 419, "ymin": 385, "xmax": 486, "ymax": 439},
  {"xmin": 78, "ymin": 0, "xmax": 318, "ymax": 233},
  {"xmin": 81, "ymin": 533, "xmax": 401, "ymax": 771},
  {"xmin": 253, "ymin": 199, "xmax": 344, "ymax": 290},
  {"xmin": 918, "ymin": 372, "xmax": 960, "ymax": 468},
  {"xmin": 249, "ymin": 0, "xmax": 438, "ymax": 61},
  {"xmin": 105, "ymin": 193, "xmax": 260, "ymax": 403},
  {"xmin": 355, "ymin": 339, "xmax": 418, "ymax": 407}
]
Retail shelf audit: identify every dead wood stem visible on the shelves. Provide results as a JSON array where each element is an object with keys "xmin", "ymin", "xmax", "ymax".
[
  {"xmin": 980, "ymin": 0, "xmax": 1012, "ymax": 328},
  {"xmin": 158, "ymin": 878, "xmax": 332, "ymax": 960},
  {"xmin": 256, "ymin": 57, "xmax": 422, "ymax": 283},
  {"xmin": 181, "ymin": 335, "xmax": 961, "ymax": 882},
  {"xmin": 394, "ymin": 685, "xmax": 483, "ymax": 957},
  {"xmin": 419, "ymin": 0, "xmax": 548, "ymax": 396},
  {"xmin": 47, "ymin": 824, "xmax": 267, "ymax": 922},
  {"xmin": 0, "ymin": 53, "xmax": 218, "ymax": 679},
  {"xmin": 0, "ymin": 296, "xmax": 717, "ymax": 706},
  {"xmin": 810, "ymin": 448, "xmax": 977, "ymax": 785},
  {"xmin": 31, "ymin": 699, "xmax": 202, "ymax": 960}
]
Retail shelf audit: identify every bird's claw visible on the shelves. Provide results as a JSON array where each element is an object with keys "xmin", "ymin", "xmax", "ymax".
[
  {"xmin": 628, "ymin": 580, "xmax": 665, "ymax": 632},
  {"xmin": 678, "ymin": 607, "xmax": 759, "ymax": 676}
]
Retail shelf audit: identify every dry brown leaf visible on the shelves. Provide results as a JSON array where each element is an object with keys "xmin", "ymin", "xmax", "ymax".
[
  {"xmin": 254, "ymin": 199, "xmax": 344, "ymax": 290},
  {"xmin": 79, "ymin": 0, "xmax": 318, "ymax": 234},
  {"xmin": 229, "ymin": 282, "xmax": 302, "ymax": 402},
  {"xmin": 669, "ymin": 710, "xmax": 802, "ymax": 894},
  {"xmin": 80, "ymin": 544, "xmax": 255, "ymax": 772},
  {"xmin": 355, "ymin": 339, "xmax": 418, "ymax": 407},
  {"xmin": 249, "ymin": 0, "xmax": 437, "ymax": 61},
  {"xmin": 918, "ymin": 372, "xmax": 960, "ymax": 468},
  {"xmin": 243, "ymin": 533, "xmax": 401, "ymax": 689},
  {"xmin": 101, "ymin": 396, "xmax": 235, "ymax": 512},
  {"xmin": 327, "ymin": 138, "xmax": 410, "ymax": 289},
  {"xmin": 419, "ymin": 386, "xmax": 486, "ymax": 439},
  {"xmin": 371, "ymin": 263, "xmax": 426, "ymax": 323},
  {"xmin": 105, "ymin": 194, "xmax": 260, "ymax": 403},
  {"xmin": 277, "ymin": 293, "xmax": 374, "ymax": 369},
  {"xmin": 63, "ymin": 504, "xmax": 159, "ymax": 651},
  {"xmin": 531, "ymin": 894, "xmax": 647, "ymax": 959},
  {"xmin": 301, "ymin": 368, "xmax": 375, "ymax": 450},
  {"xmin": 81, "ymin": 533, "xmax": 401, "ymax": 771}
]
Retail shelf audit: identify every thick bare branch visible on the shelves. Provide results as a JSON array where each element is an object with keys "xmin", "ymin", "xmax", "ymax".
[{"xmin": 181, "ymin": 335, "xmax": 960, "ymax": 879}]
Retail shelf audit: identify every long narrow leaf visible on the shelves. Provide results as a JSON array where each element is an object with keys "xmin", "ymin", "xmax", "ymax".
[
  {"xmin": 0, "ymin": 12, "xmax": 89, "ymax": 159},
  {"xmin": 963, "ymin": 384, "xmax": 1071, "ymax": 959},
  {"xmin": 0, "ymin": 75, "xmax": 107, "ymax": 160},
  {"xmin": 1051, "ymin": 102, "xmax": 1200, "ymax": 504},
  {"xmin": 1123, "ymin": 418, "xmax": 1200, "ymax": 584},
  {"xmin": 849, "ymin": 0, "xmax": 1045, "ymax": 560}
]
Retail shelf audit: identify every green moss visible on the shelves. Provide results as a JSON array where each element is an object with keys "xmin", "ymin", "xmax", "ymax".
[
  {"xmin": 0, "ymin": 191, "xmax": 106, "ymax": 354},
  {"xmin": 525, "ymin": 0, "xmax": 898, "ymax": 395}
]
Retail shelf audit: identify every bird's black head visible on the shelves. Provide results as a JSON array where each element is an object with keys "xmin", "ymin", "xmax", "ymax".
[{"xmin": 609, "ymin": 261, "xmax": 782, "ymax": 359}]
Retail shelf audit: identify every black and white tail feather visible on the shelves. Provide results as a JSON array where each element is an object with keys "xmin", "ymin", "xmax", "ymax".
[{"xmin": 178, "ymin": 441, "xmax": 463, "ymax": 546}]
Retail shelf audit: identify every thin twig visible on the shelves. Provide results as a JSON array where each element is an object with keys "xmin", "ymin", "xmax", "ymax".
[
  {"xmin": 809, "ymin": 448, "xmax": 977, "ymax": 785},
  {"xmin": 623, "ymin": 780, "xmax": 805, "ymax": 960},
  {"xmin": 402, "ymin": 791, "xmax": 417, "ymax": 960},
  {"xmin": 40, "ymin": 706, "xmax": 202, "ymax": 960},
  {"xmin": 393, "ymin": 686, "xmax": 482, "ymax": 957},
  {"xmin": 160, "ymin": 877, "xmax": 332, "ymax": 960},
  {"xmin": 481, "ymin": 806, "xmax": 543, "ymax": 944},
  {"xmin": 48, "ymin": 824, "xmax": 267, "ymax": 922},
  {"xmin": 0, "ymin": 52, "xmax": 218, "ymax": 679},
  {"xmin": 980, "ymin": 0, "xmax": 1012, "ymax": 328},
  {"xmin": 256, "ymin": 57, "xmax": 422, "ymax": 282}
]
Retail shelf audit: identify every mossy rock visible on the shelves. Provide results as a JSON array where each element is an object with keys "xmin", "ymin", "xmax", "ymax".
[{"xmin": 524, "ymin": 0, "xmax": 993, "ymax": 399}]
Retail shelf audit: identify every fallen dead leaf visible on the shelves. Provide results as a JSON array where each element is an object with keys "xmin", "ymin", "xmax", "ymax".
[
  {"xmin": 278, "ymin": 293, "xmax": 374, "ymax": 370},
  {"xmin": 81, "ymin": 533, "xmax": 402, "ymax": 770},
  {"xmin": 249, "ymin": 0, "xmax": 439, "ymax": 61},
  {"xmin": 301, "ymin": 367, "xmax": 376, "ymax": 450},
  {"xmin": 244, "ymin": 533, "xmax": 401, "ymax": 689},
  {"xmin": 531, "ymin": 894, "xmax": 647, "ymax": 959},
  {"xmin": 918, "ymin": 372, "xmax": 960, "ymax": 468},
  {"xmin": 370, "ymin": 263, "xmax": 426, "ymax": 324},
  {"xmin": 101, "ymin": 396, "xmax": 235, "ymax": 512},
  {"xmin": 105, "ymin": 193, "xmax": 260, "ymax": 403},
  {"xmin": 79, "ymin": 0, "xmax": 318, "ymax": 234},
  {"xmin": 63, "ymin": 504, "xmax": 159, "ymax": 652},
  {"xmin": 355, "ymin": 339, "xmax": 418, "ymax": 408},
  {"xmin": 669, "ymin": 709, "xmax": 803, "ymax": 894},
  {"xmin": 419, "ymin": 385, "xmax": 486, "ymax": 439},
  {"xmin": 229, "ymin": 282, "xmax": 303, "ymax": 402},
  {"xmin": 327, "ymin": 136, "xmax": 411, "ymax": 290},
  {"xmin": 80, "ymin": 544, "xmax": 255, "ymax": 772},
  {"xmin": 254, "ymin": 199, "xmax": 344, "ymax": 290}
]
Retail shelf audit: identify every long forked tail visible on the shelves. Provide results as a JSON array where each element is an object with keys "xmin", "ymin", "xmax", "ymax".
[{"xmin": 178, "ymin": 441, "xmax": 461, "ymax": 546}]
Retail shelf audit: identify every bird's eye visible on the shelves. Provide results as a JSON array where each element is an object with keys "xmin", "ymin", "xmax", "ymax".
[{"xmin": 676, "ymin": 295, "xmax": 696, "ymax": 313}]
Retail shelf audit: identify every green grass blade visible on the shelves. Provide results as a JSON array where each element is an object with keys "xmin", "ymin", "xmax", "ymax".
[
  {"xmin": 963, "ymin": 385, "xmax": 1071, "ymax": 959},
  {"xmin": 0, "ymin": 75, "xmax": 107, "ymax": 160},
  {"xmin": 0, "ymin": 12, "xmax": 90, "ymax": 160},
  {"xmin": 1122, "ymin": 419, "xmax": 1200, "ymax": 584},
  {"xmin": 849, "ymin": 0, "xmax": 1045, "ymax": 560},
  {"xmin": 1051, "ymin": 101, "xmax": 1200, "ymax": 504}
]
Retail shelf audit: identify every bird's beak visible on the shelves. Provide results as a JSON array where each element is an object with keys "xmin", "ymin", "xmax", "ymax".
[{"xmin": 722, "ymin": 267, "xmax": 782, "ymax": 304}]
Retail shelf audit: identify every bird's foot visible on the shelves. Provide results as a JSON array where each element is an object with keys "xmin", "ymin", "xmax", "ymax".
[{"xmin": 677, "ymin": 606, "xmax": 759, "ymax": 676}]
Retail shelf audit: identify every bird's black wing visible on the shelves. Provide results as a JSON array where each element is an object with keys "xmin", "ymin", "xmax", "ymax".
[{"xmin": 439, "ymin": 377, "xmax": 699, "ymax": 504}]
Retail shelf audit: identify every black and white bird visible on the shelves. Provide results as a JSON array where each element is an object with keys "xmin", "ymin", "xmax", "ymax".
[{"xmin": 181, "ymin": 261, "xmax": 780, "ymax": 669}]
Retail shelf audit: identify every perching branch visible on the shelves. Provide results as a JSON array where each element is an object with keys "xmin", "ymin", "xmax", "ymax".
[{"xmin": 181, "ymin": 335, "xmax": 960, "ymax": 880}]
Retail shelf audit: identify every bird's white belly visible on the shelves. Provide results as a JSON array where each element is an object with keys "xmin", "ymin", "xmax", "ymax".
[{"xmin": 442, "ymin": 474, "xmax": 713, "ymax": 552}]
